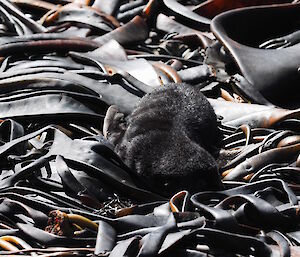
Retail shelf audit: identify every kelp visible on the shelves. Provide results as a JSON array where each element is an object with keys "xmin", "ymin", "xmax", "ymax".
[{"xmin": 0, "ymin": 0, "xmax": 297, "ymax": 256}]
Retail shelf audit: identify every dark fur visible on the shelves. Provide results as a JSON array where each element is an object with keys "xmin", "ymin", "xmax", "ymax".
[{"xmin": 111, "ymin": 83, "xmax": 223, "ymax": 196}]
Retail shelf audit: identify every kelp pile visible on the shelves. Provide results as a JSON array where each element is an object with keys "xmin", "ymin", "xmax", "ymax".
[{"xmin": 0, "ymin": 0, "xmax": 299, "ymax": 256}]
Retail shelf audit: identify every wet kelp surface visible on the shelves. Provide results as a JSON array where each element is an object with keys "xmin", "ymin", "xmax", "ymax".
[{"xmin": 0, "ymin": 0, "xmax": 299, "ymax": 256}]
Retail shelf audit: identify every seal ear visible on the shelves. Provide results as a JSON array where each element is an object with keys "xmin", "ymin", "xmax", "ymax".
[{"xmin": 103, "ymin": 105, "xmax": 127, "ymax": 146}]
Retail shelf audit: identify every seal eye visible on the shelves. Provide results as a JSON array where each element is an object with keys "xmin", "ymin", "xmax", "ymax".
[{"xmin": 244, "ymin": 163, "xmax": 252, "ymax": 171}]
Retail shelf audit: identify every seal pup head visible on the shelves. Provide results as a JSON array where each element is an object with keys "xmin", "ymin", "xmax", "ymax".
[{"xmin": 104, "ymin": 83, "xmax": 223, "ymax": 196}]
